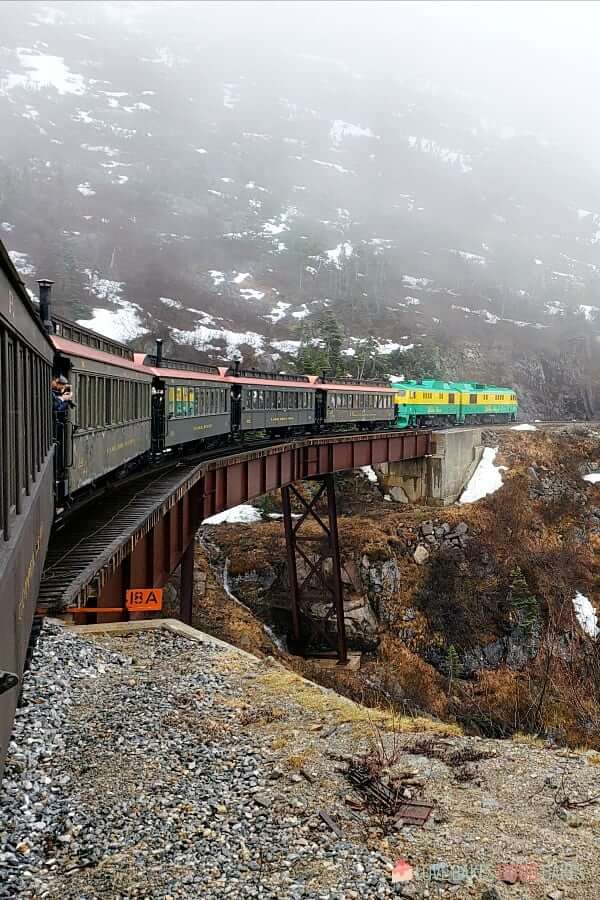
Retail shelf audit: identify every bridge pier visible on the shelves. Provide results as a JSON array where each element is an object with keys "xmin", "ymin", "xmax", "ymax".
[
  {"xmin": 179, "ymin": 542, "xmax": 194, "ymax": 626},
  {"xmin": 281, "ymin": 474, "xmax": 348, "ymax": 664},
  {"xmin": 378, "ymin": 428, "xmax": 484, "ymax": 505}
]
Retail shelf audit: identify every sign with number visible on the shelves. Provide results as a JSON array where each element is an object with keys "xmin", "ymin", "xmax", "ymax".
[{"xmin": 125, "ymin": 588, "xmax": 163, "ymax": 612}]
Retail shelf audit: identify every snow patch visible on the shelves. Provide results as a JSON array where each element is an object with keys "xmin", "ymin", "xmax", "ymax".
[
  {"xmin": 271, "ymin": 339, "xmax": 301, "ymax": 354},
  {"xmin": 209, "ymin": 271, "xmax": 225, "ymax": 287},
  {"xmin": 160, "ymin": 296, "xmax": 183, "ymax": 310},
  {"xmin": 77, "ymin": 182, "xmax": 96, "ymax": 196},
  {"xmin": 172, "ymin": 325, "xmax": 264, "ymax": 355},
  {"xmin": 360, "ymin": 465, "xmax": 378, "ymax": 484},
  {"xmin": 583, "ymin": 473, "xmax": 600, "ymax": 484},
  {"xmin": 572, "ymin": 592, "xmax": 599, "ymax": 638},
  {"xmin": 459, "ymin": 447, "xmax": 506, "ymax": 504},
  {"xmin": 232, "ymin": 272, "xmax": 251, "ymax": 285},
  {"xmin": 8, "ymin": 250, "xmax": 35, "ymax": 276},
  {"xmin": 4, "ymin": 49, "xmax": 85, "ymax": 95},
  {"xmin": 265, "ymin": 302, "xmax": 291, "ymax": 324},
  {"xmin": 312, "ymin": 159, "xmax": 355, "ymax": 175},
  {"xmin": 511, "ymin": 424, "xmax": 537, "ymax": 431},
  {"xmin": 1, "ymin": 222, "xmax": 14, "ymax": 232},
  {"xmin": 202, "ymin": 504, "xmax": 261, "ymax": 525},
  {"xmin": 326, "ymin": 242, "xmax": 353, "ymax": 267},
  {"xmin": 77, "ymin": 305, "xmax": 147, "ymax": 342},
  {"xmin": 330, "ymin": 120, "xmax": 378, "ymax": 146},
  {"xmin": 240, "ymin": 289, "xmax": 265, "ymax": 301}
]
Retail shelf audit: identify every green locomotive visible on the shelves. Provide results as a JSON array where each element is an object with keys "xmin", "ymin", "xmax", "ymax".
[{"xmin": 391, "ymin": 379, "xmax": 518, "ymax": 428}]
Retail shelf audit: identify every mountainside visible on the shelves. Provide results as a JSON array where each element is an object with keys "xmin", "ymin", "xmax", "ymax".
[{"xmin": 1, "ymin": 1, "xmax": 599, "ymax": 416}]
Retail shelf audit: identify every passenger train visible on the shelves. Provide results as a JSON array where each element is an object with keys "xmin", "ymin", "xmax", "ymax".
[{"xmin": 0, "ymin": 237, "xmax": 518, "ymax": 775}]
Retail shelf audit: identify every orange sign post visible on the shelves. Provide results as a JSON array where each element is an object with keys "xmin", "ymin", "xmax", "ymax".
[{"xmin": 125, "ymin": 588, "xmax": 163, "ymax": 613}]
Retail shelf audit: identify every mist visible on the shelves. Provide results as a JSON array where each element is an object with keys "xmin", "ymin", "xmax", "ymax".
[{"xmin": 0, "ymin": 0, "xmax": 599, "ymax": 417}]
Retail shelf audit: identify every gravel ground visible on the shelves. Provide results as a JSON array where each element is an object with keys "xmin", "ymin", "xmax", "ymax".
[{"xmin": 1, "ymin": 623, "xmax": 599, "ymax": 899}]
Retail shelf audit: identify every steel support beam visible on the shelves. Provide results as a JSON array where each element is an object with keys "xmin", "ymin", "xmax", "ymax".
[{"xmin": 281, "ymin": 474, "xmax": 348, "ymax": 664}]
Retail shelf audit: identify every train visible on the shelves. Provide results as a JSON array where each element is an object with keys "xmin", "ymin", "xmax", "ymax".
[
  {"xmin": 393, "ymin": 379, "xmax": 518, "ymax": 427},
  {"xmin": 0, "ymin": 235, "xmax": 519, "ymax": 776}
]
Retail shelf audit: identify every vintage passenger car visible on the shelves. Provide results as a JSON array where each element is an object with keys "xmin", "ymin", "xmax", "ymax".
[
  {"xmin": 318, "ymin": 378, "xmax": 396, "ymax": 428},
  {"xmin": 52, "ymin": 317, "xmax": 153, "ymax": 497},
  {"xmin": 234, "ymin": 369, "xmax": 317, "ymax": 434},
  {"xmin": 0, "ymin": 245, "xmax": 55, "ymax": 778},
  {"xmin": 134, "ymin": 347, "xmax": 231, "ymax": 451}
]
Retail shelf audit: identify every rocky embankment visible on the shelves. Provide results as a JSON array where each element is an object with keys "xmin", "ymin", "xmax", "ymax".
[
  {"xmin": 2, "ymin": 622, "xmax": 600, "ymax": 899},
  {"xmin": 195, "ymin": 427, "xmax": 600, "ymax": 748}
]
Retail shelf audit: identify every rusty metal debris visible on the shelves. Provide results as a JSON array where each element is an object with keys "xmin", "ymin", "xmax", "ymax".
[
  {"xmin": 346, "ymin": 762, "xmax": 433, "ymax": 826},
  {"xmin": 395, "ymin": 800, "xmax": 434, "ymax": 826},
  {"xmin": 318, "ymin": 809, "xmax": 343, "ymax": 838}
]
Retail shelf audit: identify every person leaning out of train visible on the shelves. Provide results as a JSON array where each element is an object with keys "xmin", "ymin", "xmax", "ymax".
[
  {"xmin": 51, "ymin": 375, "xmax": 68, "ymax": 412},
  {"xmin": 61, "ymin": 384, "xmax": 75, "ymax": 410}
]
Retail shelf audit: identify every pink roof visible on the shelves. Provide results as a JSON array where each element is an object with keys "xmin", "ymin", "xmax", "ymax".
[
  {"xmin": 52, "ymin": 336, "xmax": 144, "ymax": 373},
  {"xmin": 224, "ymin": 373, "xmax": 317, "ymax": 389},
  {"xmin": 319, "ymin": 381, "xmax": 395, "ymax": 393}
]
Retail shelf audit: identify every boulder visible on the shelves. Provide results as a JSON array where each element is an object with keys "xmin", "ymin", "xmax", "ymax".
[
  {"xmin": 420, "ymin": 521, "xmax": 434, "ymax": 535},
  {"xmin": 413, "ymin": 545, "xmax": 430, "ymax": 565},
  {"xmin": 450, "ymin": 521, "xmax": 469, "ymax": 537}
]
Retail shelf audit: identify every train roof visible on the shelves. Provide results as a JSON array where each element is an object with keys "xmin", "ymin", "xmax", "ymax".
[
  {"xmin": 228, "ymin": 372, "xmax": 319, "ymax": 389},
  {"xmin": 134, "ymin": 353, "xmax": 230, "ymax": 383},
  {"xmin": 53, "ymin": 335, "xmax": 148, "ymax": 373},
  {"xmin": 51, "ymin": 315, "xmax": 135, "ymax": 360},
  {"xmin": 391, "ymin": 378, "xmax": 516, "ymax": 394},
  {"xmin": 320, "ymin": 379, "xmax": 395, "ymax": 393}
]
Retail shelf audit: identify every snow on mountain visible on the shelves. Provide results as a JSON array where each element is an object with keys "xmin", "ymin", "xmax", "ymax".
[{"xmin": 0, "ymin": 1, "xmax": 598, "ymax": 418}]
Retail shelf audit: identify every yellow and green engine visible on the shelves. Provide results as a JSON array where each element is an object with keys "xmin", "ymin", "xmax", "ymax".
[{"xmin": 392, "ymin": 379, "xmax": 518, "ymax": 428}]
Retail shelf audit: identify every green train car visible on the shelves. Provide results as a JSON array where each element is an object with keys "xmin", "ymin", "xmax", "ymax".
[{"xmin": 391, "ymin": 379, "xmax": 518, "ymax": 428}]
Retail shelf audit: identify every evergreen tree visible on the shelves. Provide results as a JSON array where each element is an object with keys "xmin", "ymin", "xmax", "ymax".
[
  {"xmin": 446, "ymin": 644, "xmax": 461, "ymax": 681},
  {"xmin": 509, "ymin": 567, "xmax": 539, "ymax": 636},
  {"xmin": 318, "ymin": 310, "xmax": 344, "ymax": 376}
]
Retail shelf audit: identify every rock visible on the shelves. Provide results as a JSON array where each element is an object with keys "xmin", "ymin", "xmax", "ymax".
[
  {"xmin": 450, "ymin": 522, "xmax": 469, "ymax": 537},
  {"xmin": 420, "ymin": 522, "xmax": 434, "ymax": 536},
  {"xmin": 480, "ymin": 889, "xmax": 505, "ymax": 900},
  {"xmin": 527, "ymin": 466, "xmax": 539, "ymax": 480},
  {"xmin": 547, "ymin": 891, "xmax": 564, "ymax": 900},
  {"xmin": 480, "ymin": 798, "xmax": 499, "ymax": 810},
  {"xmin": 341, "ymin": 559, "xmax": 362, "ymax": 592},
  {"xmin": 425, "ymin": 535, "xmax": 437, "ymax": 545},
  {"xmin": 413, "ymin": 545, "xmax": 430, "ymax": 565}
]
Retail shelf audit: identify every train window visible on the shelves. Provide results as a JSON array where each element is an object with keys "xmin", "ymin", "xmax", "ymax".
[
  {"xmin": 168, "ymin": 386, "xmax": 175, "ymax": 416},
  {"xmin": 98, "ymin": 379, "xmax": 105, "ymax": 426},
  {"xmin": 106, "ymin": 380, "xmax": 112, "ymax": 424},
  {"xmin": 276, "ymin": 391, "xmax": 282, "ymax": 409},
  {"xmin": 174, "ymin": 386, "xmax": 182, "ymax": 416},
  {"xmin": 469, "ymin": 394, "xmax": 477, "ymax": 405},
  {"xmin": 448, "ymin": 393, "xmax": 455, "ymax": 405},
  {"xmin": 257, "ymin": 390, "xmax": 265, "ymax": 410}
]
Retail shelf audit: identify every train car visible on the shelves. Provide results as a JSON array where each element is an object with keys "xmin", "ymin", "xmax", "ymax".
[
  {"xmin": 233, "ymin": 369, "xmax": 317, "ymax": 434},
  {"xmin": 134, "ymin": 344, "xmax": 231, "ymax": 451},
  {"xmin": 392, "ymin": 378, "xmax": 518, "ymax": 427},
  {"xmin": 0, "ymin": 245, "xmax": 55, "ymax": 778},
  {"xmin": 457, "ymin": 382, "xmax": 518, "ymax": 424},
  {"xmin": 51, "ymin": 315, "xmax": 153, "ymax": 499},
  {"xmin": 318, "ymin": 379, "xmax": 396, "ymax": 428},
  {"xmin": 393, "ymin": 380, "xmax": 460, "ymax": 428}
]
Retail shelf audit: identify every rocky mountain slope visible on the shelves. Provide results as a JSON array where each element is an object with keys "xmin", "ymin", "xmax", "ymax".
[{"xmin": 0, "ymin": 2, "xmax": 599, "ymax": 415}]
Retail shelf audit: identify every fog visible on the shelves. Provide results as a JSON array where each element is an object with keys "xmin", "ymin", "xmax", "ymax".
[{"xmin": 0, "ymin": 0, "xmax": 598, "ymax": 410}]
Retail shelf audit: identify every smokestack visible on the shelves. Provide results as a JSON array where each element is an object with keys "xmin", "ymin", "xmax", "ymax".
[
  {"xmin": 155, "ymin": 338, "xmax": 163, "ymax": 367},
  {"xmin": 37, "ymin": 279, "xmax": 54, "ymax": 334}
]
